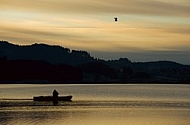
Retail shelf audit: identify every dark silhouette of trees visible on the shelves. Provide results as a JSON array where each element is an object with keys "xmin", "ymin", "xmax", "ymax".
[
  {"xmin": 120, "ymin": 66, "xmax": 134, "ymax": 81},
  {"xmin": 0, "ymin": 58, "xmax": 82, "ymax": 82},
  {"xmin": 1, "ymin": 41, "xmax": 190, "ymax": 83},
  {"xmin": 80, "ymin": 62, "xmax": 118, "ymax": 80},
  {"xmin": 0, "ymin": 41, "xmax": 95, "ymax": 66}
]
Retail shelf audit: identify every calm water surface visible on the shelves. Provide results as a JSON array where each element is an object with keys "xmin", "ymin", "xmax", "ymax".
[{"xmin": 0, "ymin": 84, "xmax": 190, "ymax": 125}]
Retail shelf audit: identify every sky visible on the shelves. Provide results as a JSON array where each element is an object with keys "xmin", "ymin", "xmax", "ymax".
[{"xmin": 0, "ymin": 0, "xmax": 190, "ymax": 64}]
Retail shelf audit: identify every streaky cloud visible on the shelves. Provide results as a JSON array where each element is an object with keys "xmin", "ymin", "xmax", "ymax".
[{"xmin": 1, "ymin": 0, "xmax": 190, "ymax": 17}]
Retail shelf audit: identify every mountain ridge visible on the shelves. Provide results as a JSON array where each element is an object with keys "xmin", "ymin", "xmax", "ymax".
[
  {"xmin": 1, "ymin": 40, "xmax": 187, "ymax": 66},
  {"xmin": 0, "ymin": 40, "xmax": 190, "ymax": 83},
  {"xmin": 0, "ymin": 40, "xmax": 96, "ymax": 65}
]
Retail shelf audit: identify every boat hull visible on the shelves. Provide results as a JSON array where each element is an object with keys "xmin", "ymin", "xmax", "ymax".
[{"xmin": 33, "ymin": 95, "xmax": 72, "ymax": 101}]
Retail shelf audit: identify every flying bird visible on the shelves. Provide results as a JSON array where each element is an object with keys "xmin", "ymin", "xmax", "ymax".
[{"xmin": 114, "ymin": 17, "xmax": 118, "ymax": 22}]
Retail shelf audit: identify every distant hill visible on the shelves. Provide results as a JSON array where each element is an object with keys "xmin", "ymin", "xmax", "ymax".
[
  {"xmin": 1, "ymin": 40, "xmax": 190, "ymax": 83},
  {"xmin": 0, "ymin": 41, "xmax": 96, "ymax": 65}
]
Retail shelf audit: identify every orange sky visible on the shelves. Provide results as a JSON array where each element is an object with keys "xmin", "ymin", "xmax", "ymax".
[{"xmin": 0, "ymin": 0, "xmax": 190, "ymax": 64}]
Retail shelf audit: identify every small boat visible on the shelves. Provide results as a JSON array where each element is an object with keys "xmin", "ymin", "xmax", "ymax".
[{"xmin": 33, "ymin": 95, "xmax": 72, "ymax": 101}]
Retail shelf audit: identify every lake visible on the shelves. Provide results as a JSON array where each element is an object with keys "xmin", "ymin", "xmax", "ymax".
[{"xmin": 0, "ymin": 84, "xmax": 190, "ymax": 125}]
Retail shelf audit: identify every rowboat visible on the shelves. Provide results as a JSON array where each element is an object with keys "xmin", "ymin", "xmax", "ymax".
[{"xmin": 33, "ymin": 95, "xmax": 72, "ymax": 101}]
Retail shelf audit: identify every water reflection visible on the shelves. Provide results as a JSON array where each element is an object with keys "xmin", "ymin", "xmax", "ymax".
[
  {"xmin": 0, "ymin": 107, "xmax": 94, "ymax": 125},
  {"xmin": 1, "ymin": 107, "xmax": 190, "ymax": 125},
  {"xmin": 1, "ymin": 84, "xmax": 190, "ymax": 101},
  {"xmin": 1, "ymin": 100, "xmax": 190, "ymax": 109},
  {"xmin": 0, "ymin": 84, "xmax": 190, "ymax": 125}
]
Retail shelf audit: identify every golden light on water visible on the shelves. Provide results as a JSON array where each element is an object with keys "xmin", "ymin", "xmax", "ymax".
[{"xmin": 0, "ymin": 84, "xmax": 190, "ymax": 125}]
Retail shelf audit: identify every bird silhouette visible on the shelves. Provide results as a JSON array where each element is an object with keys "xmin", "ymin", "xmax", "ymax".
[{"xmin": 114, "ymin": 17, "xmax": 118, "ymax": 22}]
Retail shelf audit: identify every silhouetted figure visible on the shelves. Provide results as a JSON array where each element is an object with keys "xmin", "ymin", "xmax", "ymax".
[
  {"xmin": 114, "ymin": 17, "xmax": 118, "ymax": 22},
  {"xmin": 53, "ymin": 89, "xmax": 59, "ymax": 105},
  {"xmin": 53, "ymin": 89, "xmax": 59, "ymax": 97}
]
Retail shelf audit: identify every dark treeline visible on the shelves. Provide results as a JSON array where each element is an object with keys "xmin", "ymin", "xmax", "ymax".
[
  {"xmin": 78, "ymin": 58, "xmax": 190, "ymax": 83},
  {"xmin": 0, "ymin": 58, "xmax": 82, "ymax": 82},
  {"xmin": 1, "ymin": 41, "xmax": 190, "ymax": 83},
  {"xmin": 0, "ymin": 41, "xmax": 96, "ymax": 66}
]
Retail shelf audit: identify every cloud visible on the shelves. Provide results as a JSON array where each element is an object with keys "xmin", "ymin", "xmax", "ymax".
[
  {"xmin": 1, "ymin": 0, "xmax": 190, "ymax": 64},
  {"xmin": 0, "ymin": 21, "xmax": 87, "ymax": 46},
  {"xmin": 1, "ymin": 0, "xmax": 190, "ymax": 17}
]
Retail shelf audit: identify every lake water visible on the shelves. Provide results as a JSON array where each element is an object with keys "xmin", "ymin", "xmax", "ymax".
[{"xmin": 0, "ymin": 84, "xmax": 190, "ymax": 125}]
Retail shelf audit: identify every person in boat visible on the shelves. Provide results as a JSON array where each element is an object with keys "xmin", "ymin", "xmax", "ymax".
[
  {"xmin": 53, "ymin": 89, "xmax": 59, "ymax": 105},
  {"xmin": 53, "ymin": 89, "xmax": 59, "ymax": 97}
]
